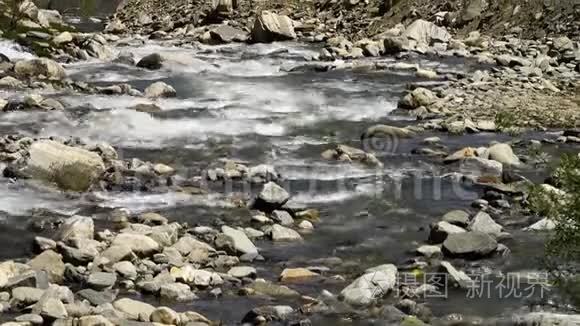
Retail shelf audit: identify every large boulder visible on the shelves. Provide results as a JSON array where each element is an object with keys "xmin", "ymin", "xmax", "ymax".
[
  {"xmin": 468, "ymin": 211, "xmax": 503, "ymax": 237},
  {"xmin": 23, "ymin": 140, "xmax": 105, "ymax": 192},
  {"xmin": 340, "ymin": 264, "xmax": 397, "ymax": 306},
  {"xmin": 28, "ymin": 250, "xmax": 65, "ymax": 283},
  {"xmin": 251, "ymin": 11, "xmax": 296, "ymax": 43},
  {"xmin": 14, "ymin": 58, "xmax": 66, "ymax": 80},
  {"xmin": 383, "ymin": 36, "xmax": 410, "ymax": 54},
  {"xmin": 482, "ymin": 143, "xmax": 521, "ymax": 166},
  {"xmin": 113, "ymin": 298, "xmax": 155, "ymax": 321},
  {"xmin": 442, "ymin": 231, "xmax": 497, "ymax": 258},
  {"xmin": 37, "ymin": 9, "xmax": 63, "ymax": 28},
  {"xmin": 402, "ymin": 19, "xmax": 451, "ymax": 46},
  {"xmin": 111, "ymin": 233, "xmax": 160, "ymax": 257}
]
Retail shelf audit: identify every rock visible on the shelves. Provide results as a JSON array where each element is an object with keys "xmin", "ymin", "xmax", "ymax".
[
  {"xmin": 87, "ymin": 272, "xmax": 117, "ymax": 290},
  {"xmin": 137, "ymin": 212, "xmax": 168, "ymax": 226},
  {"xmin": 402, "ymin": 19, "xmax": 451, "ymax": 45},
  {"xmin": 3, "ymin": 270, "xmax": 38, "ymax": 289},
  {"xmin": 468, "ymin": 211, "xmax": 503, "ymax": 237},
  {"xmin": 145, "ymin": 81, "xmax": 176, "ymax": 98},
  {"xmin": 111, "ymin": 233, "xmax": 160, "ymax": 257},
  {"xmin": 14, "ymin": 58, "xmax": 66, "ymax": 80},
  {"xmin": 0, "ymin": 261, "xmax": 19, "ymax": 288},
  {"xmin": 94, "ymin": 245, "xmax": 132, "ymax": 266},
  {"xmin": 383, "ymin": 36, "xmax": 410, "ymax": 54},
  {"xmin": 113, "ymin": 298, "xmax": 155, "ymax": 321},
  {"xmin": 271, "ymin": 210, "xmax": 294, "ymax": 226},
  {"xmin": 56, "ymin": 215, "xmax": 94, "ymax": 242},
  {"xmin": 79, "ymin": 315, "xmax": 114, "ymax": 326},
  {"xmin": 130, "ymin": 103, "xmax": 161, "ymax": 113},
  {"xmin": 252, "ymin": 181, "xmax": 290, "ymax": 211},
  {"xmin": 153, "ymin": 163, "xmax": 174, "ymax": 176},
  {"xmin": 496, "ymin": 54, "xmax": 531, "ymax": 67},
  {"xmin": 24, "ymin": 140, "xmax": 105, "ymax": 191},
  {"xmin": 52, "ymin": 32, "xmax": 73, "ymax": 46},
  {"xmin": 483, "ymin": 143, "xmax": 521, "ymax": 166},
  {"xmin": 241, "ymin": 305, "xmax": 294, "ymax": 324},
  {"xmin": 270, "ymin": 224, "xmax": 302, "ymax": 241},
  {"xmin": 150, "ymin": 306, "xmax": 180, "ymax": 324},
  {"xmin": 228, "ymin": 266, "xmax": 257, "ymax": 279},
  {"xmin": 179, "ymin": 311, "xmax": 210, "ymax": 324},
  {"xmin": 251, "ymin": 11, "xmax": 296, "ymax": 43},
  {"xmin": 170, "ymin": 265, "xmax": 222, "ymax": 287},
  {"xmin": 0, "ymin": 76, "xmax": 23, "ymax": 88},
  {"xmin": 416, "ymin": 68, "xmax": 437, "ymax": 79},
  {"xmin": 399, "ymin": 88, "xmax": 437, "ymax": 109},
  {"xmin": 439, "ymin": 261, "xmax": 473, "ymax": 288},
  {"xmin": 428, "ymin": 221, "xmax": 466, "ymax": 244},
  {"xmin": 444, "ymin": 147, "xmax": 477, "ymax": 163},
  {"xmin": 159, "ymin": 282, "xmax": 196, "ymax": 302},
  {"xmin": 416, "ymin": 245, "xmax": 442, "ymax": 258},
  {"xmin": 459, "ymin": 157, "xmax": 503, "ymax": 178},
  {"xmin": 221, "ymin": 226, "xmax": 258, "ymax": 255},
  {"xmin": 29, "ymin": 250, "xmax": 65, "ymax": 283},
  {"xmin": 280, "ymin": 268, "xmax": 319, "ymax": 282},
  {"xmin": 136, "ymin": 53, "xmax": 164, "ymax": 70},
  {"xmin": 15, "ymin": 314, "xmax": 43, "ymax": 325},
  {"xmin": 113, "ymin": 261, "xmax": 137, "ymax": 280},
  {"xmin": 76, "ymin": 289, "xmax": 116, "ymax": 306},
  {"xmin": 340, "ymin": 264, "xmax": 397, "ymax": 306},
  {"xmin": 442, "ymin": 231, "xmax": 498, "ymax": 258},
  {"xmin": 249, "ymin": 279, "xmax": 300, "ymax": 298},
  {"xmin": 35, "ymin": 297, "xmax": 67, "ymax": 320},
  {"xmin": 12, "ymin": 287, "xmax": 45, "ymax": 305},
  {"xmin": 104, "ymin": 19, "xmax": 127, "ymax": 34},
  {"xmin": 524, "ymin": 218, "xmax": 556, "ymax": 231},
  {"xmin": 360, "ymin": 124, "xmax": 416, "ymax": 140},
  {"xmin": 552, "ymin": 36, "xmax": 574, "ymax": 52},
  {"xmin": 298, "ymin": 220, "xmax": 314, "ymax": 230},
  {"xmin": 210, "ymin": 25, "xmax": 247, "ymax": 43},
  {"xmin": 442, "ymin": 210, "xmax": 470, "ymax": 227}
]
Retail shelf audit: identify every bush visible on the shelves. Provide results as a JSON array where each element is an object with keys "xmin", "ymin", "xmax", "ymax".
[{"xmin": 529, "ymin": 153, "xmax": 580, "ymax": 305}]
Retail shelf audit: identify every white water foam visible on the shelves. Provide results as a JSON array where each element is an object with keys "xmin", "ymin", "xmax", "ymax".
[{"xmin": 0, "ymin": 39, "xmax": 35, "ymax": 60}]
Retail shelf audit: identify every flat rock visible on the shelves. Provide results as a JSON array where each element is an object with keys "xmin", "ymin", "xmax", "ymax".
[
  {"xmin": 442, "ymin": 231, "xmax": 498, "ymax": 258},
  {"xmin": 113, "ymin": 298, "xmax": 155, "ymax": 321}
]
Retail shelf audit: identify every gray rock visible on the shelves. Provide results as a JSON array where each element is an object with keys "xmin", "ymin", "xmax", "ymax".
[
  {"xmin": 439, "ymin": 261, "xmax": 474, "ymax": 288},
  {"xmin": 29, "ymin": 250, "xmax": 65, "ymax": 283},
  {"xmin": 14, "ymin": 58, "xmax": 66, "ymax": 80},
  {"xmin": 251, "ymin": 11, "xmax": 296, "ymax": 43},
  {"xmin": 483, "ymin": 143, "xmax": 521, "ymax": 166},
  {"xmin": 78, "ymin": 315, "xmax": 114, "ymax": 326},
  {"xmin": 15, "ymin": 313, "xmax": 43, "ymax": 325},
  {"xmin": 428, "ymin": 221, "xmax": 466, "ymax": 244},
  {"xmin": 87, "ymin": 272, "xmax": 117, "ymax": 290},
  {"xmin": 150, "ymin": 306, "xmax": 180, "ymax": 324},
  {"xmin": 416, "ymin": 245, "xmax": 442, "ymax": 258},
  {"xmin": 459, "ymin": 157, "xmax": 503, "ymax": 178},
  {"xmin": 136, "ymin": 53, "xmax": 163, "ymax": 70},
  {"xmin": 144, "ymin": 81, "xmax": 176, "ymax": 98},
  {"xmin": 34, "ymin": 296, "xmax": 67, "ymax": 320},
  {"xmin": 12, "ymin": 287, "xmax": 45, "ymax": 305},
  {"xmin": 403, "ymin": 19, "xmax": 451, "ymax": 45},
  {"xmin": 270, "ymin": 224, "xmax": 302, "ymax": 242},
  {"xmin": 249, "ymin": 279, "xmax": 300, "ymax": 298},
  {"xmin": 340, "ymin": 264, "xmax": 397, "ymax": 306},
  {"xmin": 271, "ymin": 210, "xmax": 294, "ymax": 226},
  {"xmin": 228, "ymin": 266, "xmax": 257, "ymax": 279},
  {"xmin": 24, "ymin": 140, "xmax": 105, "ymax": 191},
  {"xmin": 242, "ymin": 305, "xmax": 294, "ymax": 324},
  {"xmin": 221, "ymin": 226, "xmax": 258, "ymax": 255},
  {"xmin": 34, "ymin": 237, "xmax": 57, "ymax": 251},
  {"xmin": 113, "ymin": 298, "xmax": 155, "ymax": 321},
  {"xmin": 468, "ymin": 211, "xmax": 503, "ymax": 237},
  {"xmin": 111, "ymin": 233, "xmax": 160, "ymax": 257},
  {"xmin": 524, "ymin": 218, "xmax": 556, "ymax": 231},
  {"xmin": 56, "ymin": 215, "xmax": 94, "ymax": 242},
  {"xmin": 159, "ymin": 282, "xmax": 196, "ymax": 302},
  {"xmin": 253, "ymin": 181, "xmax": 290, "ymax": 211},
  {"xmin": 137, "ymin": 212, "xmax": 168, "ymax": 226},
  {"xmin": 399, "ymin": 87, "xmax": 437, "ymax": 109},
  {"xmin": 442, "ymin": 210, "xmax": 470, "ymax": 227},
  {"xmin": 442, "ymin": 231, "xmax": 498, "ymax": 258},
  {"xmin": 76, "ymin": 289, "xmax": 116, "ymax": 306},
  {"xmin": 210, "ymin": 25, "xmax": 248, "ymax": 43},
  {"xmin": 113, "ymin": 261, "xmax": 137, "ymax": 280}
]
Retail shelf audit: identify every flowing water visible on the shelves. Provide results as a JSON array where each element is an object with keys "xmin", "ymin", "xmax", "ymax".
[{"xmin": 0, "ymin": 39, "xmax": 569, "ymax": 323}]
